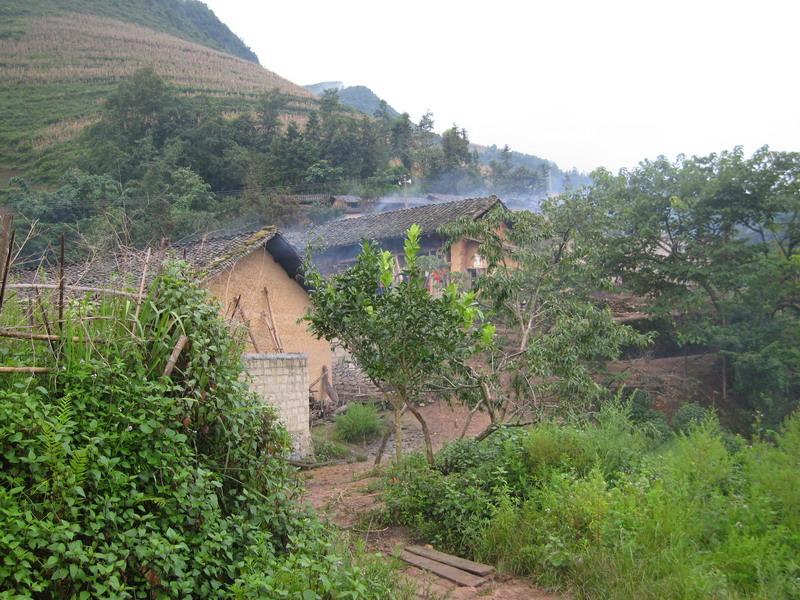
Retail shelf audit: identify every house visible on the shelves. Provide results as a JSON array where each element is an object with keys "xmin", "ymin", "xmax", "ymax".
[
  {"xmin": 290, "ymin": 196, "xmax": 506, "ymax": 285},
  {"xmin": 13, "ymin": 225, "xmax": 332, "ymax": 457}
]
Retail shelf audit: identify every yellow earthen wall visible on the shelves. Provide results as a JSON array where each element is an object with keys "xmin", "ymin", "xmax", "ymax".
[
  {"xmin": 448, "ymin": 237, "xmax": 483, "ymax": 272},
  {"xmin": 204, "ymin": 248, "xmax": 332, "ymax": 396}
]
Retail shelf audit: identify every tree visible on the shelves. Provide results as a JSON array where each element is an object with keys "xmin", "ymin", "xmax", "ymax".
[
  {"xmin": 256, "ymin": 89, "xmax": 288, "ymax": 146},
  {"xmin": 305, "ymin": 225, "xmax": 491, "ymax": 464},
  {"xmin": 441, "ymin": 125, "xmax": 472, "ymax": 169},
  {"xmin": 553, "ymin": 146, "xmax": 800, "ymax": 425},
  {"xmin": 439, "ymin": 206, "xmax": 648, "ymax": 433}
]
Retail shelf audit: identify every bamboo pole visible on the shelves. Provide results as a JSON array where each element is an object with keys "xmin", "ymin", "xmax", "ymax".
[
  {"xmin": 0, "ymin": 211, "xmax": 10, "ymax": 273},
  {"xmin": 134, "ymin": 247, "xmax": 151, "ymax": 320},
  {"xmin": 163, "ymin": 335, "xmax": 189, "ymax": 377},
  {"xmin": 0, "ymin": 366, "xmax": 55, "ymax": 374},
  {"xmin": 34, "ymin": 288, "xmax": 56, "ymax": 357},
  {"xmin": 259, "ymin": 309, "xmax": 281, "ymax": 351},
  {"xmin": 0, "ymin": 329, "xmax": 110, "ymax": 344},
  {"xmin": 227, "ymin": 295, "xmax": 241, "ymax": 323},
  {"xmin": 236, "ymin": 304, "xmax": 260, "ymax": 353},
  {"xmin": 5, "ymin": 283, "xmax": 144, "ymax": 300},
  {"xmin": 262, "ymin": 287, "xmax": 284, "ymax": 352},
  {"xmin": 58, "ymin": 234, "xmax": 64, "ymax": 330},
  {"xmin": 0, "ymin": 227, "xmax": 15, "ymax": 315}
]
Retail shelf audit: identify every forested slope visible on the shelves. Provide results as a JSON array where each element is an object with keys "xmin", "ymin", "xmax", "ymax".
[{"xmin": 0, "ymin": 1, "xmax": 313, "ymax": 178}]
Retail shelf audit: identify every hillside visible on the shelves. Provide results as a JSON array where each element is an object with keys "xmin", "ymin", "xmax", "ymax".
[
  {"xmin": 305, "ymin": 82, "xmax": 400, "ymax": 118},
  {"xmin": 477, "ymin": 144, "xmax": 592, "ymax": 192},
  {"xmin": 0, "ymin": 0, "xmax": 259, "ymax": 62},
  {"xmin": 0, "ymin": 1, "xmax": 314, "ymax": 180}
]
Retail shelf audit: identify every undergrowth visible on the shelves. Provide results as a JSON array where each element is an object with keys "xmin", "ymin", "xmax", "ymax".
[
  {"xmin": 335, "ymin": 403, "xmax": 384, "ymax": 445},
  {"xmin": 0, "ymin": 261, "xmax": 409, "ymax": 598},
  {"xmin": 382, "ymin": 403, "xmax": 800, "ymax": 599}
]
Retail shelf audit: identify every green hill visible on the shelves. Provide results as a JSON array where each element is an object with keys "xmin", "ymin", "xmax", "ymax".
[
  {"xmin": 0, "ymin": 0, "xmax": 314, "ymax": 182},
  {"xmin": 304, "ymin": 82, "xmax": 400, "ymax": 118},
  {"xmin": 1, "ymin": 0, "xmax": 259, "ymax": 62}
]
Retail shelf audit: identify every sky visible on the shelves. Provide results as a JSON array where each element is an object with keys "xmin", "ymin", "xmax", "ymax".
[{"xmin": 204, "ymin": 0, "xmax": 799, "ymax": 174}]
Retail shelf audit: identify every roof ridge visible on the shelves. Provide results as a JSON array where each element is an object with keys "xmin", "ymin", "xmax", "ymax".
[{"xmin": 173, "ymin": 223, "xmax": 275, "ymax": 247}]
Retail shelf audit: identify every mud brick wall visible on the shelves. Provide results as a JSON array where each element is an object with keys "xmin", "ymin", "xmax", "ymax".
[{"xmin": 243, "ymin": 353, "xmax": 310, "ymax": 458}]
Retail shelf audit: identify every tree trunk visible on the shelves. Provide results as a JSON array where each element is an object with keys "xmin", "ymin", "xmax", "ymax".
[
  {"xmin": 405, "ymin": 401, "xmax": 434, "ymax": 465},
  {"xmin": 479, "ymin": 380, "xmax": 498, "ymax": 424},
  {"xmin": 374, "ymin": 404, "xmax": 406, "ymax": 466},
  {"xmin": 721, "ymin": 353, "xmax": 727, "ymax": 406},
  {"xmin": 393, "ymin": 400, "xmax": 403, "ymax": 464},
  {"xmin": 459, "ymin": 397, "xmax": 484, "ymax": 439}
]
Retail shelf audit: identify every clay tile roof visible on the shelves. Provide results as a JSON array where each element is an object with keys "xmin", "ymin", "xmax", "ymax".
[
  {"xmin": 291, "ymin": 196, "xmax": 503, "ymax": 250},
  {"xmin": 175, "ymin": 224, "xmax": 279, "ymax": 279},
  {"xmin": 13, "ymin": 225, "xmax": 304, "ymax": 290}
]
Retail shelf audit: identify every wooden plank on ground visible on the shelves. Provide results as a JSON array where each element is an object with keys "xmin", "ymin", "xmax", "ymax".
[
  {"xmin": 400, "ymin": 551, "xmax": 487, "ymax": 587},
  {"xmin": 405, "ymin": 545, "xmax": 495, "ymax": 577}
]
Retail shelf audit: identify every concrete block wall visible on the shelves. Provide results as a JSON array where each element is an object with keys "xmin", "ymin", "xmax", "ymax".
[{"xmin": 243, "ymin": 353, "xmax": 311, "ymax": 458}]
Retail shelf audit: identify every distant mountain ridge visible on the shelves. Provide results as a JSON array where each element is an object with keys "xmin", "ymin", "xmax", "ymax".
[
  {"xmin": 305, "ymin": 81, "xmax": 588, "ymax": 192},
  {"xmin": 304, "ymin": 82, "xmax": 400, "ymax": 118},
  {"xmin": 477, "ymin": 145, "xmax": 592, "ymax": 192}
]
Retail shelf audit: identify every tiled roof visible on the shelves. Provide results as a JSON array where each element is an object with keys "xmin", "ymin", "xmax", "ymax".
[
  {"xmin": 174, "ymin": 225, "xmax": 279, "ymax": 279},
  {"xmin": 290, "ymin": 196, "xmax": 503, "ymax": 251},
  {"xmin": 13, "ymin": 225, "xmax": 304, "ymax": 290}
]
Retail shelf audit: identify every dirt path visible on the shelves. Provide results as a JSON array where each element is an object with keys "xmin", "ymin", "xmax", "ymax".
[{"xmin": 303, "ymin": 401, "xmax": 561, "ymax": 599}]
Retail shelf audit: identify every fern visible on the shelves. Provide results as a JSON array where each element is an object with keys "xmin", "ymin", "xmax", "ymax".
[{"xmin": 69, "ymin": 448, "xmax": 88, "ymax": 487}]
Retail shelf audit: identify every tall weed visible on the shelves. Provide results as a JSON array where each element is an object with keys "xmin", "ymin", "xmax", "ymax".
[{"xmin": 383, "ymin": 404, "xmax": 800, "ymax": 599}]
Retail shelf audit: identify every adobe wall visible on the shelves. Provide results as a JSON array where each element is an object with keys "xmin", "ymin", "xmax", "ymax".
[
  {"xmin": 448, "ymin": 237, "xmax": 483, "ymax": 272},
  {"xmin": 205, "ymin": 248, "xmax": 333, "ymax": 398},
  {"xmin": 243, "ymin": 353, "xmax": 311, "ymax": 458}
]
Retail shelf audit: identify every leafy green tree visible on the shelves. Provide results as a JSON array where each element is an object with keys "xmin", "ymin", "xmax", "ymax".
[
  {"xmin": 102, "ymin": 66, "xmax": 187, "ymax": 147},
  {"xmin": 553, "ymin": 146, "xmax": 800, "ymax": 424},
  {"xmin": 305, "ymin": 225, "xmax": 492, "ymax": 463},
  {"xmin": 440, "ymin": 207, "xmax": 649, "ymax": 431},
  {"xmin": 304, "ymin": 160, "xmax": 344, "ymax": 184},
  {"xmin": 319, "ymin": 88, "xmax": 340, "ymax": 120},
  {"xmin": 441, "ymin": 125, "xmax": 473, "ymax": 170},
  {"xmin": 256, "ymin": 89, "xmax": 288, "ymax": 147},
  {"xmin": 390, "ymin": 113, "xmax": 414, "ymax": 169}
]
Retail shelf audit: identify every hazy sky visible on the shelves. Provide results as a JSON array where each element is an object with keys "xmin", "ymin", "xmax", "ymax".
[{"xmin": 204, "ymin": 0, "xmax": 798, "ymax": 173}]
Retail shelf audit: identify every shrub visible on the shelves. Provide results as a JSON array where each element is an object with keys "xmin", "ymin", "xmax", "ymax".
[
  {"xmin": 312, "ymin": 437, "xmax": 350, "ymax": 462},
  {"xmin": 0, "ymin": 262, "xmax": 405, "ymax": 598},
  {"xmin": 382, "ymin": 405, "xmax": 800, "ymax": 599},
  {"xmin": 435, "ymin": 438, "xmax": 491, "ymax": 475},
  {"xmin": 521, "ymin": 423, "xmax": 591, "ymax": 479},
  {"xmin": 627, "ymin": 388, "xmax": 672, "ymax": 441},
  {"xmin": 672, "ymin": 402, "xmax": 710, "ymax": 433},
  {"xmin": 335, "ymin": 403, "xmax": 384, "ymax": 444}
]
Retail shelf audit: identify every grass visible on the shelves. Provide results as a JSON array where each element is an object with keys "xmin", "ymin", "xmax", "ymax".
[
  {"xmin": 382, "ymin": 404, "xmax": 800, "ymax": 599},
  {"xmin": 335, "ymin": 403, "xmax": 385, "ymax": 445}
]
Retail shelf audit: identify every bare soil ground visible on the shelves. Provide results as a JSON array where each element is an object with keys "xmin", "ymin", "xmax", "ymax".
[{"xmin": 303, "ymin": 402, "xmax": 561, "ymax": 599}]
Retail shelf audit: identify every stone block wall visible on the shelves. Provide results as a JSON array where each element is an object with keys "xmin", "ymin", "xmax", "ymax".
[
  {"xmin": 243, "ymin": 353, "xmax": 311, "ymax": 458},
  {"xmin": 332, "ymin": 355, "xmax": 382, "ymax": 402}
]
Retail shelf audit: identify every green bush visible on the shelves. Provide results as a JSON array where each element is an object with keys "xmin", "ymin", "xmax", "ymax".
[
  {"xmin": 382, "ymin": 404, "xmax": 800, "ymax": 599},
  {"xmin": 627, "ymin": 388, "xmax": 672, "ymax": 441},
  {"xmin": 436, "ymin": 437, "xmax": 494, "ymax": 475},
  {"xmin": 335, "ymin": 403, "xmax": 384, "ymax": 444},
  {"xmin": 383, "ymin": 455, "xmax": 495, "ymax": 556},
  {"xmin": 672, "ymin": 402, "xmax": 710, "ymax": 433},
  {"xmin": 0, "ymin": 263, "xmax": 406, "ymax": 598},
  {"xmin": 312, "ymin": 437, "xmax": 350, "ymax": 462}
]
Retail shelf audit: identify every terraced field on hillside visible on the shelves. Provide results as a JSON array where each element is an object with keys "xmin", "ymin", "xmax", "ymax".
[{"xmin": 0, "ymin": 12, "xmax": 314, "ymax": 180}]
